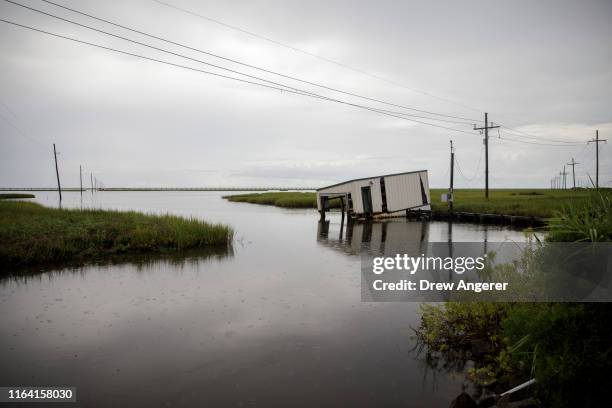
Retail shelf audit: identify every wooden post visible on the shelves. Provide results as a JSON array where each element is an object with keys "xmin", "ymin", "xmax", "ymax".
[
  {"xmin": 587, "ymin": 130, "xmax": 606, "ymax": 189},
  {"xmin": 339, "ymin": 197, "xmax": 345, "ymax": 239},
  {"xmin": 449, "ymin": 140, "xmax": 454, "ymax": 213},
  {"xmin": 319, "ymin": 196, "xmax": 326, "ymax": 221},
  {"xmin": 473, "ymin": 113, "xmax": 499, "ymax": 199},
  {"xmin": 485, "ymin": 113, "xmax": 489, "ymax": 198},
  {"xmin": 53, "ymin": 143, "xmax": 62, "ymax": 203}
]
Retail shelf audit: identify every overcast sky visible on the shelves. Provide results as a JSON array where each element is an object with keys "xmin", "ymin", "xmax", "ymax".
[{"xmin": 1, "ymin": 0, "xmax": 611, "ymax": 188}]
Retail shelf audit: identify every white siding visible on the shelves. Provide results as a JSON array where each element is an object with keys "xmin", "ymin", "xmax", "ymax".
[
  {"xmin": 351, "ymin": 178, "xmax": 383, "ymax": 213},
  {"xmin": 317, "ymin": 170, "xmax": 429, "ymax": 215},
  {"xmin": 384, "ymin": 171, "xmax": 429, "ymax": 212},
  {"xmin": 315, "ymin": 182, "xmax": 354, "ymax": 211}
]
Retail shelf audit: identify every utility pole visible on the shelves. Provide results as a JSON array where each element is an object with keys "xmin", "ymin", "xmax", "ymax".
[
  {"xmin": 53, "ymin": 143, "xmax": 62, "ymax": 202},
  {"xmin": 559, "ymin": 168, "xmax": 567, "ymax": 190},
  {"xmin": 449, "ymin": 140, "xmax": 454, "ymax": 212},
  {"xmin": 588, "ymin": 130, "xmax": 607, "ymax": 189},
  {"xmin": 567, "ymin": 158, "xmax": 579, "ymax": 189},
  {"xmin": 473, "ymin": 112, "xmax": 499, "ymax": 198},
  {"xmin": 79, "ymin": 165, "xmax": 83, "ymax": 194},
  {"xmin": 562, "ymin": 166, "xmax": 568, "ymax": 190}
]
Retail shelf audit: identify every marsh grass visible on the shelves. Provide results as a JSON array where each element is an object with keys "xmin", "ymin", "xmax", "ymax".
[
  {"xmin": 223, "ymin": 192, "xmax": 340, "ymax": 209},
  {"xmin": 224, "ymin": 189, "xmax": 602, "ymax": 218},
  {"xmin": 0, "ymin": 201, "xmax": 233, "ymax": 268},
  {"xmin": 430, "ymin": 189, "xmax": 599, "ymax": 218},
  {"xmin": 548, "ymin": 190, "xmax": 612, "ymax": 241},
  {"xmin": 415, "ymin": 191, "xmax": 612, "ymax": 407}
]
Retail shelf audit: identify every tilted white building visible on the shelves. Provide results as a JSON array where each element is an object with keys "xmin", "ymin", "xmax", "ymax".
[{"xmin": 316, "ymin": 170, "xmax": 430, "ymax": 218}]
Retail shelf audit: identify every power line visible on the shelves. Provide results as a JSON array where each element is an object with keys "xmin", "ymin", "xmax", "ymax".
[
  {"xmin": 455, "ymin": 146, "xmax": 484, "ymax": 182},
  {"xmin": 496, "ymin": 137, "xmax": 585, "ymax": 147},
  {"xmin": 15, "ymin": 1, "xmax": 592, "ymax": 145},
  {"xmin": 5, "ymin": 0, "xmax": 316, "ymax": 98},
  {"xmin": 34, "ymin": 0, "xmax": 480, "ymax": 124},
  {"xmin": 149, "ymin": 0, "xmax": 598, "ymax": 144},
  {"xmin": 151, "ymin": 0, "xmax": 486, "ymax": 116},
  {"xmin": 499, "ymin": 124, "xmax": 584, "ymax": 144},
  {"xmin": 0, "ymin": 17, "xmax": 479, "ymax": 135},
  {"xmin": 492, "ymin": 130, "xmax": 585, "ymax": 147}
]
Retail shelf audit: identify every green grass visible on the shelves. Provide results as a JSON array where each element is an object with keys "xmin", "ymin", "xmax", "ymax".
[
  {"xmin": 223, "ymin": 192, "xmax": 340, "ymax": 209},
  {"xmin": 415, "ymin": 192, "xmax": 612, "ymax": 407},
  {"xmin": 429, "ymin": 189, "xmax": 601, "ymax": 218},
  {"xmin": 224, "ymin": 189, "xmax": 605, "ymax": 218},
  {"xmin": 0, "ymin": 201, "xmax": 233, "ymax": 268},
  {"xmin": 0, "ymin": 193, "xmax": 35, "ymax": 199}
]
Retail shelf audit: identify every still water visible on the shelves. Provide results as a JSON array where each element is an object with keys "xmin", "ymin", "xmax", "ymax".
[{"xmin": 0, "ymin": 192, "xmax": 530, "ymax": 407}]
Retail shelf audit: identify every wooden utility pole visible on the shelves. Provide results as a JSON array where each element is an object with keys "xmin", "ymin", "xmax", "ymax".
[
  {"xmin": 79, "ymin": 165, "xmax": 83, "ymax": 194},
  {"xmin": 449, "ymin": 140, "xmax": 454, "ymax": 212},
  {"xmin": 588, "ymin": 130, "xmax": 607, "ymax": 189},
  {"xmin": 567, "ymin": 158, "xmax": 579, "ymax": 189},
  {"xmin": 474, "ymin": 112, "xmax": 499, "ymax": 198},
  {"xmin": 559, "ymin": 168, "xmax": 567, "ymax": 190},
  {"xmin": 562, "ymin": 166, "xmax": 568, "ymax": 190},
  {"xmin": 53, "ymin": 143, "xmax": 62, "ymax": 202}
]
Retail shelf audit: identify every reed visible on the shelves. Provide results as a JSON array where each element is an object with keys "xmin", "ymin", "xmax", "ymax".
[{"xmin": 0, "ymin": 201, "xmax": 233, "ymax": 268}]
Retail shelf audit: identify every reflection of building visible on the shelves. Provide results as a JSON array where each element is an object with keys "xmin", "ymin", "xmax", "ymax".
[
  {"xmin": 317, "ymin": 219, "xmax": 465, "ymax": 302},
  {"xmin": 317, "ymin": 218, "xmax": 430, "ymax": 257},
  {"xmin": 316, "ymin": 170, "xmax": 430, "ymax": 220}
]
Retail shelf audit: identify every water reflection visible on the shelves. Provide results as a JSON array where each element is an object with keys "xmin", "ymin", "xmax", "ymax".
[
  {"xmin": 317, "ymin": 217, "xmax": 530, "ymax": 304},
  {"xmin": 317, "ymin": 218, "xmax": 430, "ymax": 257},
  {"xmin": 1, "ymin": 246, "xmax": 234, "ymax": 283},
  {"xmin": 1, "ymin": 192, "xmax": 532, "ymax": 407}
]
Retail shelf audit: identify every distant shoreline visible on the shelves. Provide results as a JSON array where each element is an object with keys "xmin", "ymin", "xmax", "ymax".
[
  {"xmin": 224, "ymin": 189, "xmax": 607, "ymax": 219},
  {"xmin": 0, "ymin": 187, "xmax": 317, "ymax": 192}
]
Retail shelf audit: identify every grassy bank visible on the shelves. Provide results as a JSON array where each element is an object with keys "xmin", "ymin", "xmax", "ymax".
[
  {"xmin": 0, "ymin": 201, "xmax": 233, "ymax": 268},
  {"xmin": 223, "ymin": 191, "xmax": 339, "ymax": 208},
  {"xmin": 0, "ymin": 193, "xmax": 35, "ymax": 199},
  {"xmin": 224, "ymin": 189, "xmax": 600, "ymax": 218},
  {"xmin": 430, "ymin": 189, "xmax": 597, "ymax": 218},
  {"xmin": 416, "ymin": 192, "xmax": 612, "ymax": 407}
]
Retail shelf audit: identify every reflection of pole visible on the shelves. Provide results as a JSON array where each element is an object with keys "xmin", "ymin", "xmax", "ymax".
[
  {"xmin": 317, "ymin": 220, "xmax": 330, "ymax": 238},
  {"xmin": 484, "ymin": 225, "xmax": 488, "ymax": 255},
  {"xmin": 345, "ymin": 218, "xmax": 354, "ymax": 243},
  {"xmin": 448, "ymin": 218, "xmax": 453, "ymax": 282}
]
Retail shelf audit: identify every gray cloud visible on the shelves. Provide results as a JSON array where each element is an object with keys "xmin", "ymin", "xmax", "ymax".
[{"xmin": 1, "ymin": 0, "xmax": 611, "ymax": 188}]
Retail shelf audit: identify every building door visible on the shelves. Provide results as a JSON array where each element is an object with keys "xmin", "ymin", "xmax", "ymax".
[{"xmin": 361, "ymin": 186, "xmax": 373, "ymax": 217}]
